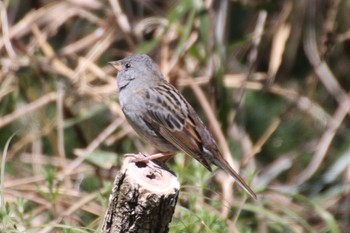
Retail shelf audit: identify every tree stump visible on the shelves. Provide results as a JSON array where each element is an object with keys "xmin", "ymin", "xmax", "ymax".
[{"xmin": 102, "ymin": 156, "xmax": 180, "ymax": 233}]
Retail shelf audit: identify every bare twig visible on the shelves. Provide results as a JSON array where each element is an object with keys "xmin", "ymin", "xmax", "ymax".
[
  {"xmin": 266, "ymin": 1, "xmax": 292, "ymax": 84},
  {"xmin": 59, "ymin": 118, "xmax": 124, "ymax": 181},
  {"xmin": 232, "ymin": 10, "xmax": 267, "ymax": 120},
  {"xmin": 0, "ymin": 92, "xmax": 57, "ymax": 128},
  {"xmin": 295, "ymin": 96, "xmax": 350, "ymax": 184},
  {"xmin": 0, "ymin": 1, "xmax": 16, "ymax": 58},
  {"xmin": 108, "ymin": 0, "xmax": 135, "ymax": 48},
  {"xmin": 304, "ymin": 0, "xmax": 348, "ymax": 103}
]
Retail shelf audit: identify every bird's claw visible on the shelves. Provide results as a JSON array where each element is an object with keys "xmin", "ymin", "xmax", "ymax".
[
  {"xmin": 124, "ymin": 152, "xmax": 150, "ymax": 163},
  {"xmin": 124, "ymin": 152, "xmax": 172, "ymax": 163}
]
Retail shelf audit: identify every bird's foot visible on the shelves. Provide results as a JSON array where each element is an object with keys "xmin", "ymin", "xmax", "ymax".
[
  {"xmin": 124, "ymin": 152, "xmax": 173, "ymax": 163},
  {"xmin": 124, "ymin": 152, "xmax": 147, "ymax": 162}
]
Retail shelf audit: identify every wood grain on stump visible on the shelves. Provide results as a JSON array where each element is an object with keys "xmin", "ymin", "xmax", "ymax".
[{"xmin": 102, "ymin": 156, "xmax": 180, "ymax": 233}]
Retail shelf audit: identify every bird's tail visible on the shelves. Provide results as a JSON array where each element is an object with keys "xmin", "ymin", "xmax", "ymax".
[{"xmin": 213, "ymin": 155, "xmax": 257, "ymax": 200}]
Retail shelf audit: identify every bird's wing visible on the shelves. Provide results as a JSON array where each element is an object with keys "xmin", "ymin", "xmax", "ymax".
[
  {"xmin": 140, "ymin": 84, "xmax": 212, "ymax": 171},
  {"xmin": 139, "ymin": 85, "xmax": 257, "ymax": 200}
]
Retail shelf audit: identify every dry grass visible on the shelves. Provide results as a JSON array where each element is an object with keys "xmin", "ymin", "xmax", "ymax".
[{"xmin": 1, "ymin": 0, "xmax": 350, "ymax": 232}]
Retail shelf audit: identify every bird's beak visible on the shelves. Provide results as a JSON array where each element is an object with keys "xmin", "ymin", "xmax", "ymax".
[{"xmin": 109, "ymin": 61, "xmax": 122, "ymax": 71}]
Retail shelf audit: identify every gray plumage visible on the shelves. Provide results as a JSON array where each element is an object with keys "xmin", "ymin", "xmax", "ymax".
[{"xmin": 110, "ymin": 54, "xmax": 257, "ymax": 200}]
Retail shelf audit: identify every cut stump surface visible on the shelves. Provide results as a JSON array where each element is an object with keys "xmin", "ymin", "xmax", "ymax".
[{"xmin": 102, "ymin": 156, "xmax": 180, "ymax": 233}]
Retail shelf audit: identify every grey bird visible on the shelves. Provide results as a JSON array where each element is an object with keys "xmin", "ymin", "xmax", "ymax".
[{"xmin": 110, "ymin": 54, "xmax": 257, "ymax": 200}]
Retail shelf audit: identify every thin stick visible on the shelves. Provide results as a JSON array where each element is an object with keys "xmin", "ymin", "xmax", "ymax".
[
  {"xmin": 0, "ymin": 92, "xmax": 57, "ymax": 128},
  {"xmin": 295, "ymin": 98, "xmax": 350, "ymax": 184}
]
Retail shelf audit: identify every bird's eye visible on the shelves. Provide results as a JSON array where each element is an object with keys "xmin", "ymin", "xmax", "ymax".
[{"xmin": 125, "ymin": 63, "xmax": 131, "ymax": 69}]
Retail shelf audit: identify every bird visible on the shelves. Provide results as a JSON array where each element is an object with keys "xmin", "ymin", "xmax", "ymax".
[{"xmin": 109, "ymin": 54, "xmax": 257, "ymax": 200}]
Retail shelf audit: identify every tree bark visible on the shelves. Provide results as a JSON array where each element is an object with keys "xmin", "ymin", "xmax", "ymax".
[{"xmin": 102, "ymin": 156, "xmax": 180, "ymax": 233}]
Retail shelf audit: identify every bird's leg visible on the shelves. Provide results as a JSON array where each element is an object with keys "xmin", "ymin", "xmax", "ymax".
[
  {"xmin": 125, "ymin": 152, "xmax": 173, "ymax": 163},
  {"xmin": 154, "ymin": 152, "xmax": 174, "ymax": 163},
  {"xmin": 124, "ymin": 152, "xmax": 147, "ymax": 161}
]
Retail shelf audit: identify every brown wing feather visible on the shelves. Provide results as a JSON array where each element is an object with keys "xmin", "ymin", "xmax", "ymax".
[
  {"xmin": 141, "ymin": 85, "xmax": 212, "ymax": 171},
  {"xmin": 160, "ymin": 118, "xmax": 212, "ymax": 171},
  {"xmin": 140, "ymin": 86, "xmax": 257, "ymax": 200},
  {"xmin": 143, "ymin": 109, "xmax": 212, "ymax": 171}
]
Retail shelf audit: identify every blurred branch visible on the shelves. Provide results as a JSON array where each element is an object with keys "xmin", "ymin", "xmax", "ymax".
[
  {"xmin": 58, "ymin": 118, "xmax": 124, "ymax": 182},
  {"xmin": 60, "ymin": 28, "xmax": 105, "ymax": 56},
  {"xmin": 267, "ymin": 1, "xmax": 292, "ymax": 84},
  {"xmin": 295, "ymin": 96, "xmax": 350, "ymax": 185},
  {"xmin": 0, "ymin": 1, "xmax": 16, "ymax": 58},
  {"xmin": 0, "ymin": 92, "xmax": 57, "ymax": 128},
  {"xmin": 248, "ymin": 11, "xmax": 267, "ymax": 72},
  {"xmin": 303, "ymin": 0, "xmax": 348, "ymax": 103},
  {"xmin": 233, "ymin": 10, "xmax": 267, "ymax": 120},
  {"xmin": 300, "ymin": 0, "xmax": 350, "ymax": 184},
  {"xmin": 108, "ymin": 0, "xmax": 135, "ymax": 48},
  {"xmin": 32, "ymin": 25, "xmax": 75, "ymax": 79},
  {"xmin": 320, "ymin": 0, "xmax": 340, "ymax": 54},
  {"xmin": 179, "ymin": 74, "xmax": 330, "ymax": 127},
  {"xmin": 38, "ymin": 189, "xmax": 105, "ymax": 233},
  {"xmin": 0, "ymin": 2, "xmax": 84, "ymax": 49}
]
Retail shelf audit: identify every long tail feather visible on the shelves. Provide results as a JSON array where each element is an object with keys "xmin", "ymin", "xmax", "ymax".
[{"xmin": 213, "ymin": 156, "xmax": 257, "ymax": 200}]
